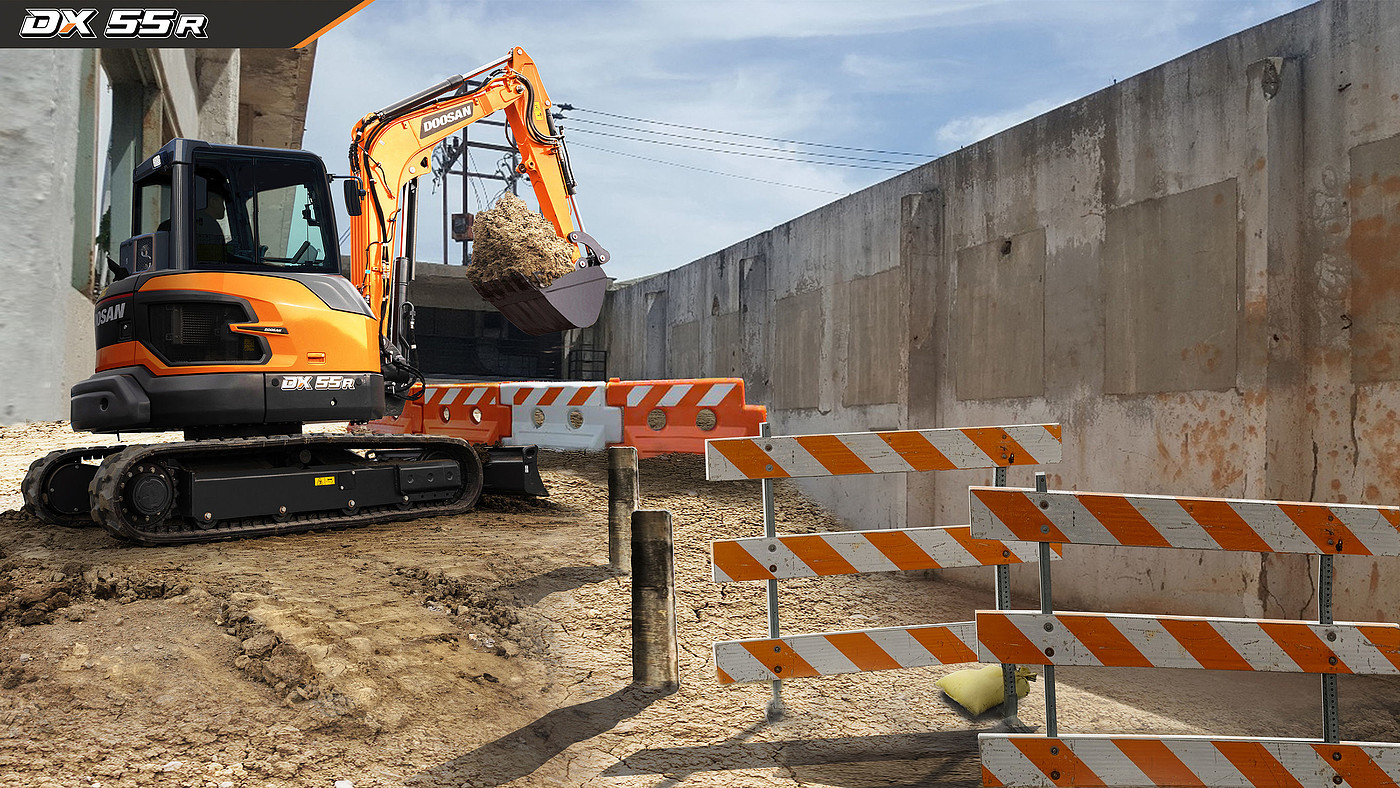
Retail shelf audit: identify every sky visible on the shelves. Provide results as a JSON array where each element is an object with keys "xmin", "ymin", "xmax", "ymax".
[{"xmin": 303, "ymin": 0, "xmax": 1314, "ymax": 282}]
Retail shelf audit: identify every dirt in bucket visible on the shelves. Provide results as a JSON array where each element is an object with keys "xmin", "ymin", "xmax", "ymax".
[{"xmin": 466, "ymin": 193, "xmax": 577, "ymax": 288}]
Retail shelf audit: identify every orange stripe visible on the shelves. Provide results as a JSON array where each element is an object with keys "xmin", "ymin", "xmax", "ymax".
[
  {"xmin": 1213, "ymin": 740, "xmax": 1306, "ymax": 788},
  {"xmin": 1077, "ymin": 494, "xmax": 1171, "ymax": 548},
  {"xmin": 538, "ymin": 387, "xmax": 564, "ymax": 407},
  {"xmin": 1381, "ymin": 509, "xmax": 1400, "ymax": 529},
  {"xmin": 945, "ymin": 526, "xmax": 1017, "ymax": 566},
  {"xmin": 792, "ymin": 435, "xmax": 873, "ymax": 476},
  {"xmin": 1179, "ymin": 498, "xmax": 1273, "ymax": 553},
  {"xmin": 710, "ymin": 439, "xmax": 790, "ymax": 479},
  {"xmin": 782, "ymin": 535, "xmax": 859, "ymax": 576},
  {"xmin": 1258, "ymin": 621, "xmax": 1350, "ymax": 673},
  {"xmin": 962, "ymin": 427, "xmax": 1019, "ymax": 466},
  {"xmin": 862, "ymin": 529, "xmax": 940, "ymax": 571},
  {"xmin": 1357, "ymin": 624, "xmax": 1400, "ymax": 672},
  {"xmin": 907, "ymin": 626, "xmax": 977, "ymax": 663},
  {"xmin": 1158, "ymin": 618, "xmax": 1253, "ymax": 672},
  {"xmin": 1010, "ymin": 738, "xmax": 1106, "ymax": 787},
  {"xmin": 677, "ymin": 384, "xmax": 709, "ymax": 407},
  {"xmin": 739, "ymin": 639, "xmax": 820, "ymax": 679},
  {"xmin": 1057, "ymin": 615, "xmax": 1153, "ymax": 668},
  {"xmin": 568, "ymin": 387, "xmax": 594, "ymax": 406},
  {"xmin": 1114, "ymin": 739, "xmax": 1205, "ymax": 786},
  {"xmin": 294, "ymin": 0, "xmax": 378, "ymax": 48},
  {"xmin": 716, "ymin": 667, "xmax": 735, "ymax": 685},
  {"xmin": 711, "ymin": 541, "xmax": 773, "ymax": 582},
  {"xmin": 972, "ymin": 488, "xmax": 1070, "ymax": 543},
  {"xmin": 1313, "ymin": 744, "xmax": 1398, "ymax": 788},
  {"xmin": 1279, "ymin": 504, "xmax": 1373, "ymax": 556},
  {"xmin": 1045, "ymin": 424, "xmax": 1062, "ymax": 442},
  {"xmin": 982, "ymin": 765, "xmax": 1004, "ymax": 787},
  {"xmin": 825, "ymin": 632, "xmax": 903, "ymax": 673},
  {"xmin": 639, "ymin": 385, "xmax": 671, "ymax": 410},
  {"xmin": 975, "ymin": 613, "xmax": 1049, "ymax": 665},
  {"xmin": 874, "ymin": 431, "xmax": 956, "ymax": 471}
]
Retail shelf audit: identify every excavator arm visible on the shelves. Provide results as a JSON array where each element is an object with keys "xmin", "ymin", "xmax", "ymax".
[{"xmin": 345, "ymin": 47, "xmax": 608, "ymax": 368}]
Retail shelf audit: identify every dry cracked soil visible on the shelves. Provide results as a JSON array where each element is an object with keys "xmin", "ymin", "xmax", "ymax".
[{"xmin": 1, "ymin": 420, "xmax": 1399, "ymax": 788}]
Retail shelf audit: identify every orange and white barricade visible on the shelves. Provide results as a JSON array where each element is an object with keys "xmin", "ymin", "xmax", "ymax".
[
  {"xmin": 500, "ymin": 381, "xmax": 621, "ymax": 452},
  {"xmin": 708, "ymin": 423, "xmax": 1062, "ymax": 697},
  {"xmin": 365, "ymin": 398, "xmax": 423, "ymax": 435},
  {"xmin": 420, "ymin": 383, "xmax": 512, "ymax": 445},
  {"xmin": 608, "ymin": 378, "xmax": 767, "ymax": 458},
  {"xmin": 970, "ymin": 486, "xmax": 1400, "ymax": 787}
]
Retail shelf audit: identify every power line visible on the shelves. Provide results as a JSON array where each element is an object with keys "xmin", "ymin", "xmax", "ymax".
[
  {"xmin": 568, "ymin": 141, "xmax": 846, "ymax": 195},
  {"xmin": 563, "ymin": 117, "xmax": 926, "ymax": 166},
  {"xmin": 562, "ymin": 105, "xmax": 936, "ymax": 158},
  {"xmin": 566, "ymin": 127, "xmax": 910, "ymax": 171}
]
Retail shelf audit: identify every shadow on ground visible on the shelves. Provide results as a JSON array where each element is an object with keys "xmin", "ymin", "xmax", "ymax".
[
  {"xmin": 408, "ymin": 685, "xmax": 668, "ymax": 787},
  {"xmin": 603, "ymin": 729, "xmax": 984, "ymax": 788},
  {"xmin": 496, "ymin": 564, "xmax": 614, "ymax": 606}
]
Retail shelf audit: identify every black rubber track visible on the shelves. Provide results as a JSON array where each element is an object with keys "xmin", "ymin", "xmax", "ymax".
[
  {"xmin": 22, "ymin": 445, "xmax": 126, "ymax": 527},
  {"xmin": 90, "ymin": 434, "xmax": 484, "ymax": 546}
]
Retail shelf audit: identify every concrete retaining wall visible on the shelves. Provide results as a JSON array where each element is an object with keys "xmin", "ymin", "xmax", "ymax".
[{"xmin": 598, "ymin": 1, "xmax": 1400, "ymax": 621}]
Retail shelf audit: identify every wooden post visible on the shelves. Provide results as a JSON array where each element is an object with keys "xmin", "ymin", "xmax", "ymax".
[
  {"xmin": 608, "ymin": 447, "xmax": 639, "ymax": 574},
  {"xmin": 631, "ymin": 509, "xmax": 678, "ymax": 691}
]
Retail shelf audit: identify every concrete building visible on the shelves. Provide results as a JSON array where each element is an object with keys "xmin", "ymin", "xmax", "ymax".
[
  {"xmin": 597, "ymin": 1, "xmax": 1400, "ymax": 620},
  {"xmin": 0, "ymin": 47, "xmax": 316, "ymax": 423}
]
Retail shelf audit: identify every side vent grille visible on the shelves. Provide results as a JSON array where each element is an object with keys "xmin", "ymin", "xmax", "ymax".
[{"xmin": 146, "ymin": 302, "xmax": 265, "ymax": 364}]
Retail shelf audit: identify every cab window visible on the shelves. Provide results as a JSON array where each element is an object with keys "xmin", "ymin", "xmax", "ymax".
[{"xmin": 190, "ymin": 149, "xmax": 338, "ymax": 275}]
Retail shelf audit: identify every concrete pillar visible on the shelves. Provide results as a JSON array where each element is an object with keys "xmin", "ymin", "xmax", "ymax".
[
  {"xmin": 195, "ymin": 49, "xmax": 240, "ymax": 144},
  {"xmin": 631, "ymin": 509, "xmax": 678, "ymax": 691},
  {"xmin": 608, "ymin": 447, "xmax": 639, "ymax": 574},
  {"xmin": 0, "ymin": 49, "xmax": 98, "ymax": 423}
]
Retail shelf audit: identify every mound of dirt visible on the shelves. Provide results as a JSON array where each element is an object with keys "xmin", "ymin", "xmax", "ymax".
[{"xmin": 466, "ymin": 193, "xmax": 576, "ymax": 288}]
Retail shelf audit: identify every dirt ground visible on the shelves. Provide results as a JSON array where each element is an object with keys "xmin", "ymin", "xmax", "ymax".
[{"xmin": 0, "ymin": 420, "xmax": 1398, "ymax": 788}]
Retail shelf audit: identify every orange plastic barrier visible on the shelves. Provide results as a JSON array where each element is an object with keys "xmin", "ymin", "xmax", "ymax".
[
  {"xmin": 421, "ymin": 383, "xmax": 513, "ymax": 444},
  {"xmin": 365, "ymin": 398, "xmax": 423, "ymax": 435},
  {"xmin": 607, "ymin": 378, "xmax": 766, "ymax": 458}
]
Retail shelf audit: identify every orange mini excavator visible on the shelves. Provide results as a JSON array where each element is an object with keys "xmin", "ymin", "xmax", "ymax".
[{"xmin": 23, "ymin": 48, "xmax": 609, "ymax": 545}]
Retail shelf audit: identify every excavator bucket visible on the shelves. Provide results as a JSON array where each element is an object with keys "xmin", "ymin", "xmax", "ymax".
[{"xmin": 473, "ymin": 265, "xmax": 608, "ymax": 336}]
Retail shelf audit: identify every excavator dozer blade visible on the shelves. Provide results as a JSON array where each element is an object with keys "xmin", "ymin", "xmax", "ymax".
[
  {"xmin": 473, "ymin": 265, "xmax": 608, "ymax": 336},
  {"xmin": 481, "ymin": 445, "xmax": 549, "ymax": 497}
]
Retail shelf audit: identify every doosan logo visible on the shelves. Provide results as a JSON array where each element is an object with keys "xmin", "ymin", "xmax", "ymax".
[
  {"xmin": 94, "ymin": 302, "xmax": 126, "ymax": 328},
  {"xmin": 418, "ymin": 104, "xmax": 474, "ymax": 139},
  {"xmin": 20, "ymin": 8, "xmax": 208, "ymax": 39}
]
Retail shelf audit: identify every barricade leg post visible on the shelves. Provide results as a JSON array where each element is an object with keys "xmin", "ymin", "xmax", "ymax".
[
  {"xmin": 1320, "ymin": 552, "xmax": 1339, "ymax": 743},
  {"xmin": 994, "ymin": 465, "xmax": 1019, "ymax": 720},
  {"xmin": 631, "ymin": 509, "xmax": 678, "ymax": 691},
  {"xmin": 1035, "ymin": 471, "xmax": 1058, "ymax": 737},
  {"xmin": 608, "ymin": 447, "xmax": 640, "ymax": 575},
  {"xmin": 761, "ymin": 422, "xmax": 784, "ymax": 721}
]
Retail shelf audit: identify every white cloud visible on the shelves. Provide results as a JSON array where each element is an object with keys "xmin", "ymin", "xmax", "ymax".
[{"xmin": 934, "ymin": 97, "xmax": 1073, "ymax": 150}]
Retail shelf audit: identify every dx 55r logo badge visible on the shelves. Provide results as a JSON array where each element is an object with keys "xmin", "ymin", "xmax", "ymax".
[{"xmin": 21, "ymin": 8, "xmax": 208, "ymax": 39}]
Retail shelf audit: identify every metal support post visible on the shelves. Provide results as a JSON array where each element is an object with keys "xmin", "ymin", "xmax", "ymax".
[
  {"xmin": 1320, "ymin": 553, "xmax": 1339, "ymax": 743},
  {"xmin": 761, "ymin": 422, "xmax": 784, "ymax": 721},
  {"xmin": 1035, "ymin": 471, "xmax": 1058, "ymax": 737},
  {"xmin": 994, "ymin": 466, "xmax": 1017, "ymax": 719},
  {"xmin": 608, "ymin": 447, "xmax": 640, "ymax": 574},
  {"xmin": 631, "ymin": 509, "xmax": 678, "ymax": 691}
]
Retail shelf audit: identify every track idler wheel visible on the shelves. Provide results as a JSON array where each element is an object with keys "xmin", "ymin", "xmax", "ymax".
[{"xmin": 21, "ymin": 447, "xmax": 123, "ymax": 527}]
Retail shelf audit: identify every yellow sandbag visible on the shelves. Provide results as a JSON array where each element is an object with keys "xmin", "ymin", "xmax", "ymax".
[{"xmin": 935, "ymin": 664, "xmax": 1034, "ymax": 716}]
